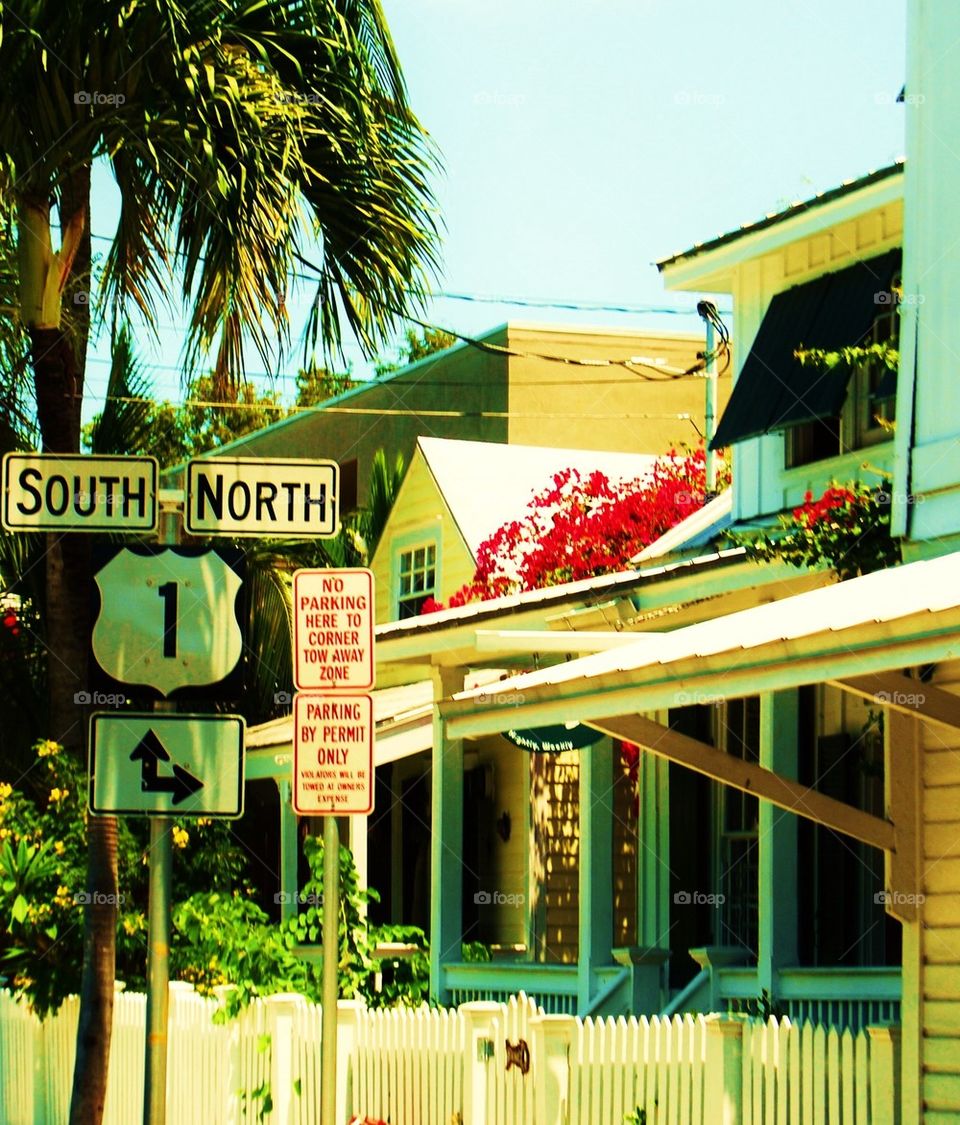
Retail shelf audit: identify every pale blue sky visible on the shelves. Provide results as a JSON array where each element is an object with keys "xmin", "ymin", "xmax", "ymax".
[{"xmin": 83, "ymin": 0, "xmax": 906, "ymax": 418}]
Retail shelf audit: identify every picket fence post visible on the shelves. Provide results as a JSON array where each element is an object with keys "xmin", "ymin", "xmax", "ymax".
[
  {"xmin": 336, "ymin": 999, "xmax": 364, "ymax": 1124},
  {"xmin": 265, "ymin": 992, "xmax": 303, "ymax": 1125},
  {"xmin": 530, "ymin": 1014, "xmax": 575, "ymax": 1125},
  {"xmin": 460, "ymin": 1002, "xmax": 501, "ymax": 1125},
  {"xmin": 704, "ymin": 1013, "xmax": 744, "ymax": 1125},
  {"xmin": 867, "ymin": 1024, "xmax": 901, "ymax": 1125}
]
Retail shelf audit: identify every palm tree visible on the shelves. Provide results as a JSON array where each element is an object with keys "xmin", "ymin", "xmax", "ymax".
[{"xmin": 0, "ymin": 3, "xmax": 438, "ymax": 1119}]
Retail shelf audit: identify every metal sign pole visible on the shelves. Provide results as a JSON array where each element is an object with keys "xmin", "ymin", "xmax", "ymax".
[
  {"xmin": 321, "ymin": 813, "xmax": 340, "ymax": 1125},
  {"xmin": 143, "ymin": 503, "xmax": 177, "ymax": 1125}
]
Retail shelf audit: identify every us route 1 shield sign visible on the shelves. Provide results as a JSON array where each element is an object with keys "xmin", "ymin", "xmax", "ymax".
[
  {"xmin": 293, "ymin": 568, "xmax": 374, "ymax": 691},
  {"xmin": 91, "ymin": 546, "xmax": 244, "ymax": 698},
  {"xmin": 89, "ymin": 712, "xmax": 245, "ymax": 818},
  {"xmin": 2, "ymin": 452, "xmax": 158, "ymax": 532},
  {"xmin": 293, "ymin": 693, "xmax": 374, "ymax": 815},
  {"xmin": 186, "ymin": 457, "xmax": 339, "ymax": 538}
]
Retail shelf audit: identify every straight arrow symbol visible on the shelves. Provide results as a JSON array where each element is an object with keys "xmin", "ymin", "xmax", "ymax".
[{"xmin": 130, "ymin": 729, "xmax": 204, "ymax": 805}]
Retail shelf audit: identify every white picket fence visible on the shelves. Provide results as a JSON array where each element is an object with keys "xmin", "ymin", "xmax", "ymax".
[{"xmin": 0, "ymin": 987, "xmax": 900, "ymax": 1124}]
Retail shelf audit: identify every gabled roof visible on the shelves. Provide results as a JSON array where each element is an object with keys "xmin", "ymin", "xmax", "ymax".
[
  {"xmin": 417, "ymin": 436, "xmax": 657, "ymax": 557},
  {"xmin": 657, "ymin": 161, "xmax": 904, "ymax": 271}
]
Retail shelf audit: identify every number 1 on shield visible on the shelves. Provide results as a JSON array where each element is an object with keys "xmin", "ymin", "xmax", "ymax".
[{"xmin": 158, "ymin": 581, "xmax": 178, "ymax": 658}]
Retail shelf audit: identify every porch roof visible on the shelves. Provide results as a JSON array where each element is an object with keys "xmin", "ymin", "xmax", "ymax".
[{"xmin": 441, "ymin": 551, "xmax": 960, "ymax": 739}]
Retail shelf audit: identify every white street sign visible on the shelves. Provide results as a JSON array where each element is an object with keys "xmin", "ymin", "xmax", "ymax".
[
  {"xmin": 293, "ymin": 693, "xmax": 374, "ymax": 815},
  {"xmin": 293, "ymin": 569, "xmax": 374, "ymax": 691},
  {"xmin": 186, "ymin": 457, "xmax": 338, "ymax": 538},
  {"xmin": 89, "ymin": 712, "xmax": 245, "ymax": 818},
  {"xmin": 92, "ymin": 548, "xmax": 244, "ymax": 697},
  {"xmin": 2, "ymin": 453, "xmax": 158, "ymax": 532}
]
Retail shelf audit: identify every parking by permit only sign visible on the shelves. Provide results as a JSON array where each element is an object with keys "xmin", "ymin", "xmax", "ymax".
[
  {"xmin": 2, "ymin": 453, "xmax": 158, "ymax": 532},
  {"xmin": 185, "ymin": 457, "xmax": 338, "ymax": 538},
  {"xmin": 293, "ymin": 693, "xmax": 373, "ymax": 814}
]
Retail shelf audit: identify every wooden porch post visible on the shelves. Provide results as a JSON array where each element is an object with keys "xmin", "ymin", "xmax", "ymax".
[
  {"xmin": 757, "ymin": 690, "xmax": 799, "ymax": 994},
  {"xmin": 578, "ymin": 736, "xmax": 615, "ymax": 1011},
  {"xmin": 430, "ymin": 667, "xmax": 464, "ymax": 1005},
  {"xmin": 637, "ymin": 745, "xmax": 670, "ymax": 950}
]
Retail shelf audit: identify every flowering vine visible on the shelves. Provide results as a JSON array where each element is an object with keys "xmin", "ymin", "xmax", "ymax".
[
  {"xmin": 728, "ymin": 481, "xmax": 901, "ymax": 581},
  {"xmin": 425, "ymin": 445, "xmax": 727, "ymax": 610}
]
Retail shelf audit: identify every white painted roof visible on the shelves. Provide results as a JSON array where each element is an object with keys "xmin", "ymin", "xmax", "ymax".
[
  {"xmin": 453, "ymin": 551, "xmax": 960, "ymax": 702},
  {"xmin": 417, "ymin": 436, "xmax": 657, "ymax": 557},
  {"xmin": 632, "ymin": 489, "xmax": 733, "ymax": 562}
]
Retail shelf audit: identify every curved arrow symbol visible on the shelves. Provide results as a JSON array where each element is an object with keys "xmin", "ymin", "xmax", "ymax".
[{"xmin": 130, "ymin": 729, "xmax": 204, "ymax": 805}]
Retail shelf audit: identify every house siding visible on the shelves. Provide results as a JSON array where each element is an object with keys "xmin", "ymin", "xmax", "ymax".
[
  {"xmin": 920, "ymin": 661, "xmax": 960, "ymax": 1119},
  {"xmin": 370, "ymin": 452, "xmax": 476, "ymax": 626}
]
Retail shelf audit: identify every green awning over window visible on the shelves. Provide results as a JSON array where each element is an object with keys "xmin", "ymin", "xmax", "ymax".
[{"xmin": 710, "ymin": 249, "xmax": 901, "ymax": 449}]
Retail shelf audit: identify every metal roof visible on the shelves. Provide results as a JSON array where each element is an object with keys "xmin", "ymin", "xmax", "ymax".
[
  {"xmin": 657, "ymin": 162, "xmax": 904, "ymax": 271},
  {"xmin": 375, "ymin": 548, "xmax": 747, "ymax": 641},
  {"xmin": 443, "ymin": 551, "xmax": 960, "ymax": 736}
]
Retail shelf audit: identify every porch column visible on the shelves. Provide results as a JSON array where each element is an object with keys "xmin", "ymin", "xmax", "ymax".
[
  {"xmin": 430, "ymin": 667, "xmax": 464, "ymax": 1005},
  {"xmin": 757, "ymin": 690, "xmax": 799, "ymax": 995},
  {"xmin": 578, "ymin": 735, "xmax": 615, "ymax": 1010},
  {"xmin": 637, "ymin": 749, "xmax": 670, "ymax": 948},
  {"xmin": 277, "ymin": 779, "xmax": 299, "ymax": 924}
]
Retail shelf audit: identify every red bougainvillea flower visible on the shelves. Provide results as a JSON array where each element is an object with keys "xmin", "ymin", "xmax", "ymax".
[{"xmin": 424, "ymin": 444, "xmax": 726, "ymax": 612}]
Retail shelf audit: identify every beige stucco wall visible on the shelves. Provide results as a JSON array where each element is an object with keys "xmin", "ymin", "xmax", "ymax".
[{"xmin": 505, "ymin": 325, "xmax": 730, "ymax": 455}]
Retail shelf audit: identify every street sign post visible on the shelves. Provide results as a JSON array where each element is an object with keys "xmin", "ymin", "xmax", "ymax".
[
  {"xmin": 89, "ymin": 712, "xmax": 245, "ymax": 818},
  {"xmin": 1, "ymin": 452, "xmax": 158, "ymax": 532},
  {"xmin": 293, "ymin": 568, "xmax": 374, "ymax": 691},
  {"xmin": 91, "ymin": 546, "xmax": 244, "ymax": 698},
  {"xmin": 293, "ymin": 692, "xmax": 374, "ymax": 815},
  {"xmin": 185, "ymin": 457, "xmax": 338, "ymax": 538},
  {"xmin": 292, "ymin": 568, "xmax": 374, "ymax": 1125}
]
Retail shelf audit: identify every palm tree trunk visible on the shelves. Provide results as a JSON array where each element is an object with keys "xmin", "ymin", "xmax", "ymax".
[{"xmin": 21, "ymin": 167, "xmax": 118, "ymax": 1125}]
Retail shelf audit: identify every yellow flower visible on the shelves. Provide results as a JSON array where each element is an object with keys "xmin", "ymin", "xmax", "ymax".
[
  {"xmin": 53, "ymin": 841, "xmax": 65, "ymax": 856},
  {"xmin": 36, "ymin": 740, "xmax": 60, "ymax": 758},
  {"xmin": 196, "ymin": 818, "xmax": 212, "ymax": 828},
  {"xmin": 48, "ymin": 787, "xmax": 69, "ymax": 804},
  {"xmin": 0, "ymin": 782, "xmax": 12, "ymax": 801},
  {"xmin": 171, "ymin": 826, "xmax": 189, "ymax": 850},
  {"xmin": 54, "ymin": 885, "xmax": 72, "ymax": 908}
]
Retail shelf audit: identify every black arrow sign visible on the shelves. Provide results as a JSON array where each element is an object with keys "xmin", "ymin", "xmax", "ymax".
[{"xmin": 129, "ymin": 729, "xmax": 204, "ymax": 805}]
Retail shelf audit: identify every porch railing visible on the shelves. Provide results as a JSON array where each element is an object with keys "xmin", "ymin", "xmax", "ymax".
[
  {"xmin": 718, "ymin": 965, "xmax": 901, "ymax": 1031},
  {"xmin": 442, "ymin": 961, "xmax": 579, "ymax": 1014}
]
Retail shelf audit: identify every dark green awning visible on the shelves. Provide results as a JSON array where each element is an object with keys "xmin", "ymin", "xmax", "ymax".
[{"xmin": 710, "ymin": 249, "xmax": 901, "ymax": 449}]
